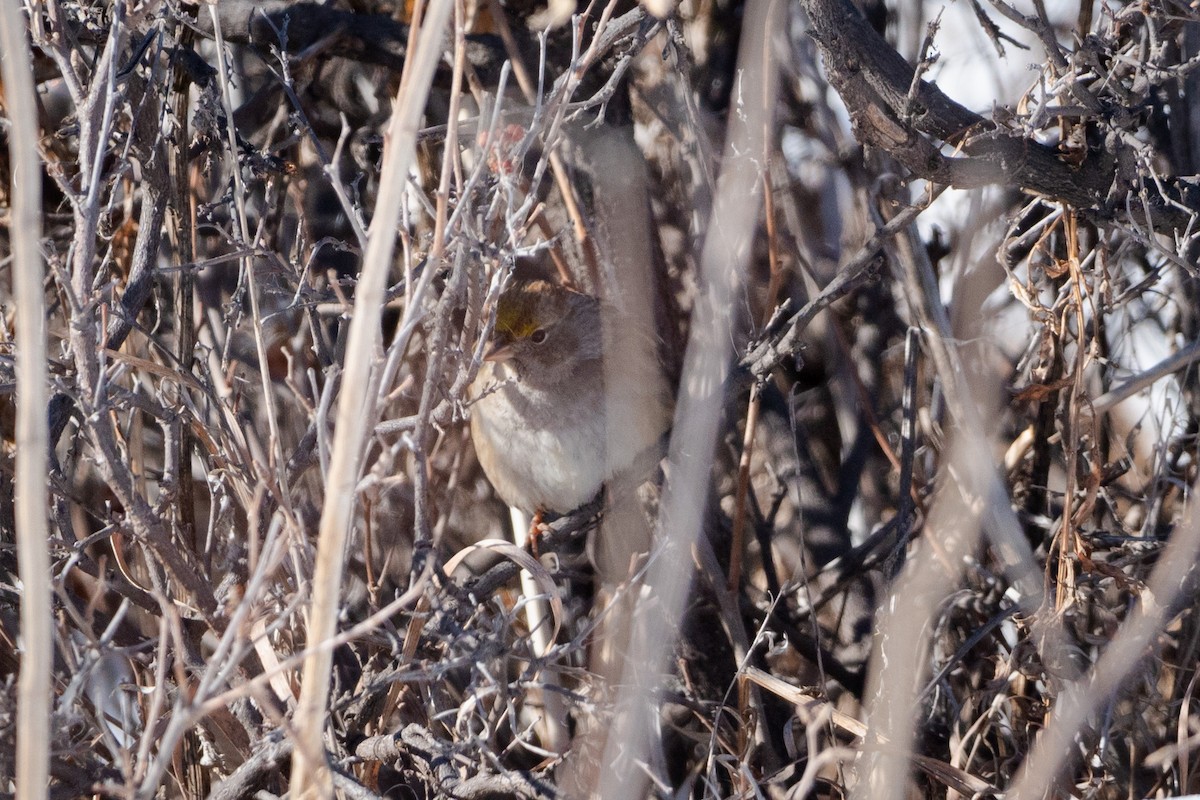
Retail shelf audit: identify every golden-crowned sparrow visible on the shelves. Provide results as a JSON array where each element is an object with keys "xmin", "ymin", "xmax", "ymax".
[{"xmin": 469, "ymin": 279, "xmax": 670, "ymax": 515}]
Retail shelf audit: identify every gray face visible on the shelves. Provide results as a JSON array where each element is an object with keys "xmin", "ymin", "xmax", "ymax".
[{"xmin": 487, "ymin": 283, "xmax": 602, "ymax": 391}]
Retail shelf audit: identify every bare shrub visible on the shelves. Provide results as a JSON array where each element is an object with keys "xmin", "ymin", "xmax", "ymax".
[{"xmin": 2, "ymin": 0, "xmax": 1200, "ymax": 797}]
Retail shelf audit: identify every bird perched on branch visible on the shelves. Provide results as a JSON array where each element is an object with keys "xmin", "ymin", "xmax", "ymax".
[{"xmin": 469, "ymin": 279, "xmax": 671, "ymax": 518}]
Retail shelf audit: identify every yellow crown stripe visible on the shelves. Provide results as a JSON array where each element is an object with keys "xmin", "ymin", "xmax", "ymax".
[{"xmin": 495, "ymin": 292, "xmax": 541, "ymax": 338}]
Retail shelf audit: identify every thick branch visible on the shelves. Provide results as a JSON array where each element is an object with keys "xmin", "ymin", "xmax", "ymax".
[{"xmin": 797, "ymin": 0, "xmax": 1195, "ymax": 233}]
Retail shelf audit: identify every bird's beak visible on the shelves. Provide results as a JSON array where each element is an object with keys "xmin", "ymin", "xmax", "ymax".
[{"xmin": 484, "ymin": 337, "xmax": 515, "ymax": 362}]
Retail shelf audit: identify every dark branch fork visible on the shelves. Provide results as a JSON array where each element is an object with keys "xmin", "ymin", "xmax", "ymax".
[{"xmin": 798, "ymin": 0, "xmax": 1198, "ymax": 234}]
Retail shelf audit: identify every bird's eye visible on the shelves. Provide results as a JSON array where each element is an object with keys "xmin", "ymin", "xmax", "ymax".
[{"xmin": 530, "ymin": 329, "xmax": 547, "ymax": 344}]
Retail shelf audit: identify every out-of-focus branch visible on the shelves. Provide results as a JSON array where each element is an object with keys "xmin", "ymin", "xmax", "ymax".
[{"xmin": 1, "ymin": 3, "xmax": 51, "ymax": 800}]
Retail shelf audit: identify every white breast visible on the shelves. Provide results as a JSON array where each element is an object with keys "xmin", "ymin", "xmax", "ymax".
[{"xmin": 470, "ymin": 352, "xmax": 668, "ymax": 514}]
